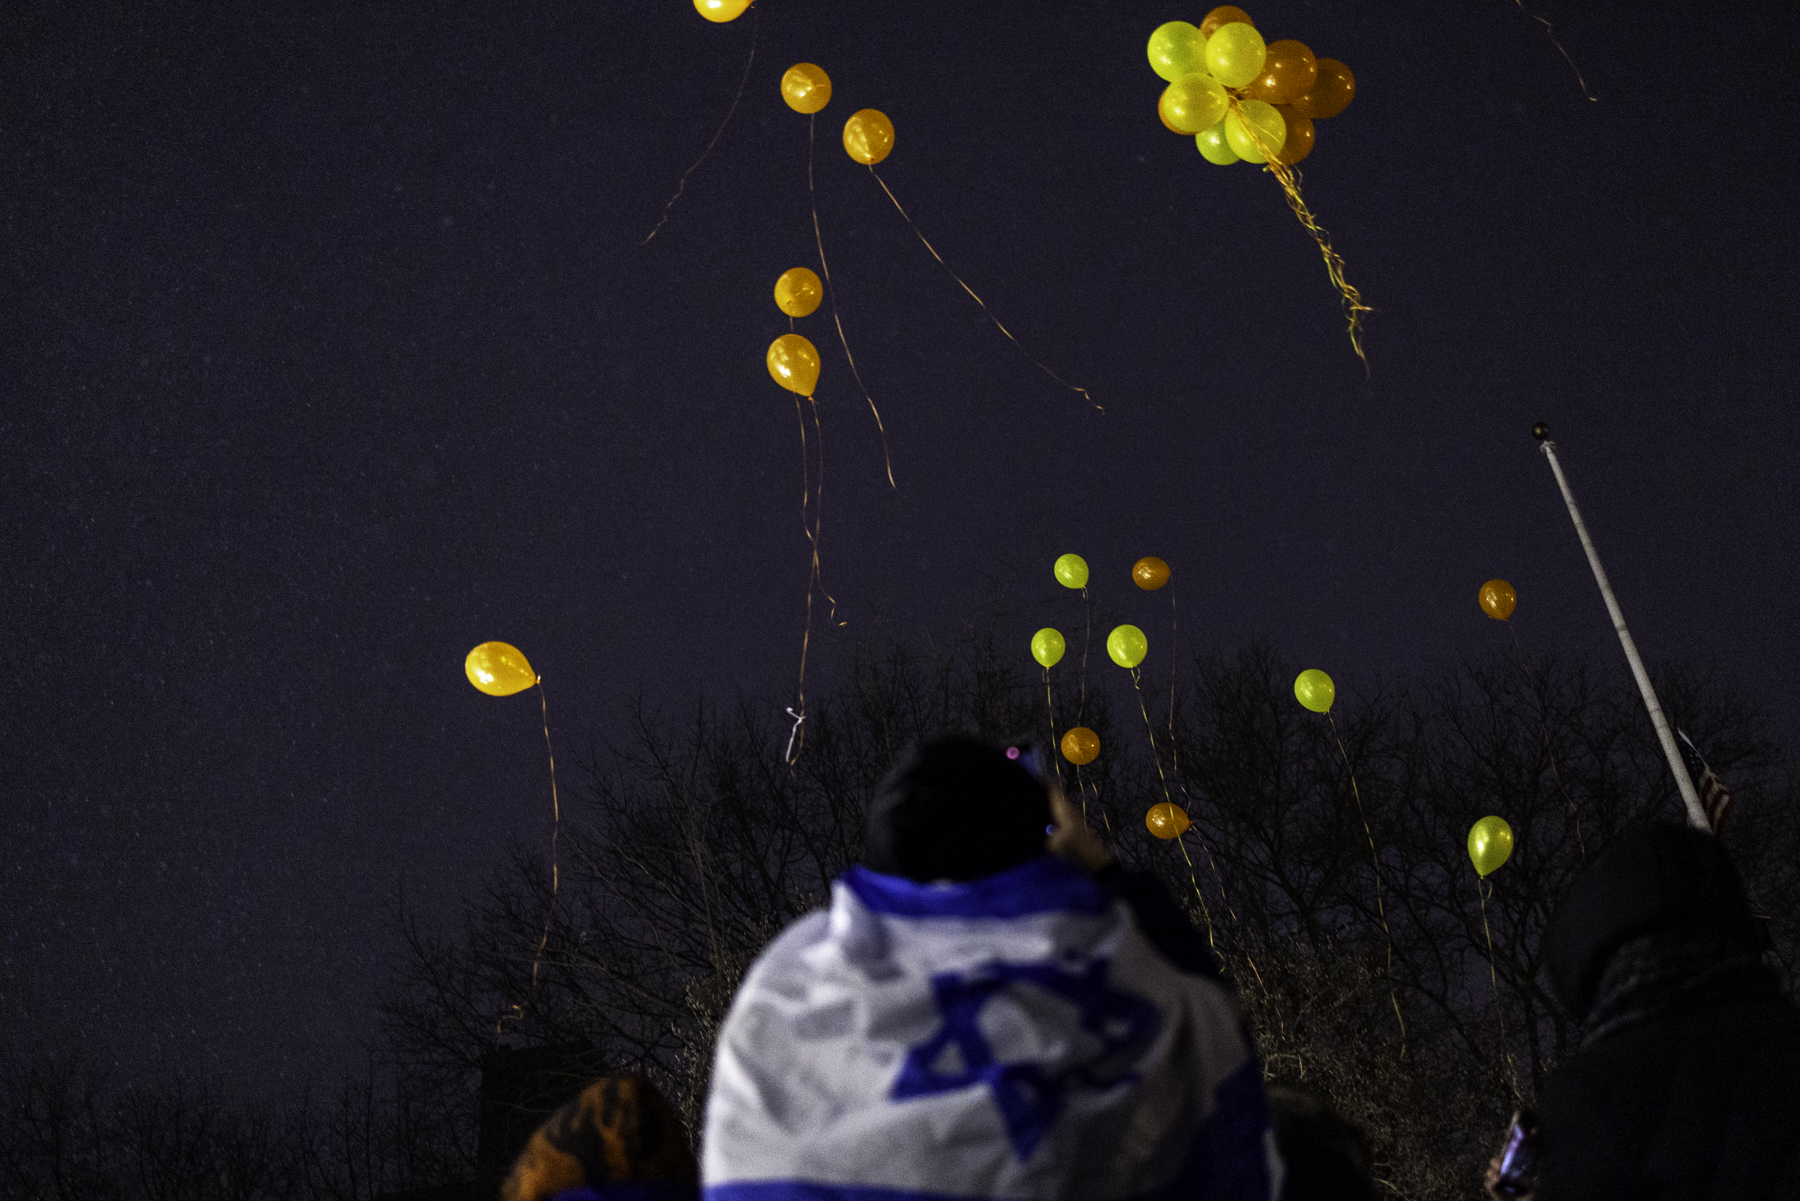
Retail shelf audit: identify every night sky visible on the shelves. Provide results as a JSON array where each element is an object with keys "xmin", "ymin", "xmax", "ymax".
[{"xmin": 6, "ymin": 0, "xmax": 1798, "ymax": 1099}]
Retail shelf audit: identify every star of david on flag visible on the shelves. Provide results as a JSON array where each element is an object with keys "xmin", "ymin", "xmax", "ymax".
[
  {"xmin": 892, "ymin": 958, "xmax": 1162, "ymax": 1159},
  {"xmin": 701, "ymin": 855, "xmax": 1279, "ymax": 1201}
]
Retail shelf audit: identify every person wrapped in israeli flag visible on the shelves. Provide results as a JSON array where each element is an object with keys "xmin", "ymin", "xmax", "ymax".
[{"xmin": 703, "ymin": 735, "xmax": 1282, "ymax": 1201}]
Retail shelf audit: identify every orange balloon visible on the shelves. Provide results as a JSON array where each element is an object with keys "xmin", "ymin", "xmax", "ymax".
[
  {"xmin": 780, "ymin": 63, "xmax": 831, "ymax": 114},
  {"xmin": 1480, "ymin": 579, "xmax": 1518, "ymax": 621},
  {"xmin": 1246, "ymin": 39, "xmax": 1317, "ymax": 105},
  {"xmin": 1132, "ymin": 556, "xmax": 1171, "ymax": 590},
  {"xmin": 766, "ymin": 333, "xmax": 820, "ymax": 396},
  {"xmin": 1146, "ymin": 802, "xmax": 1192, "ymax": 840},
  {"xmin": 1199, "ymin": 5, "xmax": 1255, "ymax": 40},
  {"xmin": 1061, "ymin": 726, "xmax": 1100, "ymax": 766},
  {"xmin": 1274, "ymin": 108, "xmax": 1314, "ymax": 164},
  {"xmin": 1157, "ymin": 91, "xmax": 1184, "ymax": 134},
  {"xmin": 843, "ymin": 109, "xmax": 895, "ymax": 165},
  {"xmin": 1291, "ymin": 58, "xmax": 1355, "ymax": 120}
]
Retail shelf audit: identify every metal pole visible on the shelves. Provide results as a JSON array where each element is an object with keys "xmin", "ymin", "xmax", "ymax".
[{"xmin": 1532, "ymin": 424, "xmax": 1707, "ymax": 830}]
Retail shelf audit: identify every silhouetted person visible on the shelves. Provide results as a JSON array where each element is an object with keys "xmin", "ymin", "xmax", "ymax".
[
  {"xmin": 1266, "ymin": 1085, "xmax": 1377, "ymax": 1201},
  {"xmin": 1493, "ymin": 822, "xmax": 1800, "ymax": 1199},
  {"xmin": 703, "ymin": 733, "xmax": 1282, "ymax": 1199}
]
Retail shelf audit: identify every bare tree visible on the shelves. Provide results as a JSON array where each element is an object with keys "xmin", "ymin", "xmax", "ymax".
[{"xmin": 363, "ymin": 635, "xmax": 1798, "ymax": 1200}]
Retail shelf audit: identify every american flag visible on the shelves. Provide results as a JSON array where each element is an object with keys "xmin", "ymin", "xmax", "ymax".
[{"xmin": 1677, "ymin": 729, "xmax": 1735, "ymax": 832}]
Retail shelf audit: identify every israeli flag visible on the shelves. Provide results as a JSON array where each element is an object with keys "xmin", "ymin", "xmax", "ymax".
[{"xmin": 702, "ymin": 855, "xmax": 1280, "ymax": 1201}]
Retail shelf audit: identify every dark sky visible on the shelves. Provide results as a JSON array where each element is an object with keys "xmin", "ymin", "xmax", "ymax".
[{"xmin": 6, "ymin": 0, "xmax": 1798, "ymax": 1098}]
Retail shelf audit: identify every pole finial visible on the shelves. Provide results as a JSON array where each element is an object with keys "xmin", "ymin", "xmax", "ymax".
[{"xmin": 1531, "ymin": 421, "xmax": 1551, "ymax": 441}]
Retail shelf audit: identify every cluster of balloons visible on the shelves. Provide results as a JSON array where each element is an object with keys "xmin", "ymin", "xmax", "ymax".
[
  {"xmin": 465, "ymin": 641, "xmax": 538, "ymax": 697},
  {"xmin": 765, "ymin": 60, "xmax": 900, "ymax": 397},
  {"xmin": 1148, "ymin": 6, "xmax": 1355, "ymax": 167},
  {"xmin": 1033, "ymin": 552, "xmax": 1198, "ymax": 839},
  {"xmin": 761, "ymin": 64, "xmax": 841, "ymax": 399}
]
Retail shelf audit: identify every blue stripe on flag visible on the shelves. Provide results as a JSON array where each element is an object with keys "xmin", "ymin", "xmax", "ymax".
[
  {"xmin": 842, "ymin": 855, "xmax": 1112, "ymax": 919},
  {"xmin": 554, "ymin": 1186, "xmax": 700, "ymax": 1201},
  {"xmin": 705, "ymin": 1058, "xmax": 1275, "ymax": 1201}
]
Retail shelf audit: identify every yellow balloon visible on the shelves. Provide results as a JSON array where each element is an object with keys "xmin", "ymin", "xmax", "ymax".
[
  {"xmin": 766, "ymin": 333, "xmax": 820, "ymax": 395},
  {"xmin": 1053, "ymin": 553, "xmax": 1089, "ymax": 589},
  {"xmin": 1031, "ymin": 628, "xmax": 1066, "ymax": 668},
  {"xmin": 1468, "ymin": 816, "xmax": 1515, "ymax": 878},
  {"xmin": 1061, "ymin": 726, "xmax": 1100, "ymax": 765},
  {"xmin": 1160, "ymin": 74, "xmax": 1229, "ymax": 134},
  {"xmin": 1147, "ymin": 21, "xmax": 1208, "ymax": 83},
  {"xmin": 693, "ymin": 0, "xmax": 750, "ymax": 22},
  {"xmin": 1107, "ymin": 624, "xmax": 1148, "ymax": 669},
  {"xmin": 1205, "ymin": 21, "xmax": 1267, "ymax": 89},
  {"xmin": 1480, "ymin": 579, "xmax": 1518, "ymax": 621},
  {"xmin": 465, "ymin": 641, "xmax": 537, "ymax": 697},
  {"xmin": 1146, "ymin": 801, "xmax": 1192, "ymax": 840},
  {"xmin": 843, "ymin": 109, "xmax": 895, "ymax": 165},
  {"xmin": 1224, "ymin": 99, "xmax": 1286, "ymax": 163},
  {"xmin": 781, "ymin": 62, "xmax": 831, "ymax": 114},
  {"xmin": 1294, "ymin": 668, "xmax": 1334, "ymax": 714},
  {"xmin": 774, "ymin": 267, "xmax": 823, "ymax": 318}
]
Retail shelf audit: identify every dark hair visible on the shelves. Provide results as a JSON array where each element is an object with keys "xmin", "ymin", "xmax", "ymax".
[
  {"xmin": 1543, "ymin": 822, "xmax": 1763, "ymax": 1020},
  {"xmin": 1266, "ymin": 1085, "xmax": 1377, "ymax": 1201},
  {"xmin": 862, "ymin": 733, "xmax": 1051, "ymax": 882}
]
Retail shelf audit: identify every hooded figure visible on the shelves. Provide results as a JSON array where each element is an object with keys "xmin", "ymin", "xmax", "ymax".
[
  {"xmin": 702, "ymin": 734, "xmax": 1280, "ymax": 1201},
  {"xmin": 1531, "ymin": 823, "xmax": 1800, "ymax": 1198}
]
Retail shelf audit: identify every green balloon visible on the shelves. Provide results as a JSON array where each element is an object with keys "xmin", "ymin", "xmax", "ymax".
[
  {"xmin": 1147, "ymin": 21, "xmax": 1208, "ymax": 83},
  {"xmin": 1031, "ymin": 627, "xmax": 1066, "ymax": 668},
  {"xmin": 1054, "ymin": 553, "xmax": 1089, "ymax": 589},
  {"xmin": 1294, "ymin": 668, "xmax": 1335, "ymax": 713},
  {"xmin": 1163, "ymin": 74, "xmax": 1229, "ymax": 134},
  {"xmin": 1225, "ymin": 99, "xmax": 1286, "ymax": 163},
  {"xmin": 1205, "ymin": 22, "xmax": 1267, "ymax": 89},
  {"xmin": 1468, "ymin": 816, "xmax": 1516, "ymax": 878},
  {"xmin": 1196, "ymin": 120, "xmax": 1240, "ymax": 165},
  {"xmin": 1107, "ymin": 624, "xmax": 1148, "ymax": 669}
]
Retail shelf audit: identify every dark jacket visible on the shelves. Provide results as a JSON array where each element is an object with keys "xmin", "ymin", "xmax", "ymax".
[{"xmin": 1536, "ymin": 824, "xmax": 1800, "ymax": 1199}]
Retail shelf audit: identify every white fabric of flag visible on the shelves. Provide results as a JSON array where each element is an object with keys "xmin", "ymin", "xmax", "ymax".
[{"xmin": 702, "ymin": 855, "xmax": 1280, "ymax": 1201}]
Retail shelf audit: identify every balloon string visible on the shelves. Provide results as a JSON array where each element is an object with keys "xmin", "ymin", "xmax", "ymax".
[
  {"xmin": 640, "ymin": 3, "xmax": 760, "ymax": 244},
  {"xmin": 865, "ymin": 166, "xmax": 1104, "ymax": 412},
  {"xmin": 1131, "ymin": 667, "xmax": 1177, "ymax": 809},
  {"xmin": 809, "ymin": 115, "xmax": 897, "ymax": 488},
  {"xmin": 789, "ymin": 396, "xmax": 817, "ymax": 763},
  {"xmin": 1136, "ymin": 666, "xmax": 1243, "ymax": 936},
  {"xmin": 1480, "ymin": 877, "xmax": 1525, "ymax": 1104},
  {"xmin": 1077, "ymin": 587, "xmax": 1092, "ymax": 723},
  {"xmin": 1505, "ymin": 620, "xmax": 1586, "ymax": 862},
  {"xmin": 1167, "ymin": 590, "xmax": 1180, "ymax": 779},
  {"xmin": 805, "ymin": 394, "xmax": 840, "ymax": 626},
  {"xmin": 1172, "ymin": 823, "xmax": 1219, "ymax": 951},
  {"xmin": 1327, "ymin": 711, "xmax": 1408, "ymax": 1057},
  {"xmin": 784, "ymin": 707, "xmax": 806, "ymax": 764},
  {"xmin": 497, "ymin": 677, "xmax": 563, "ymax": 1035},
  {"xmin": 1228, "ymin": 98, "xmax": 1371, "ymax": 372},
  {"xmin": 1042, "ymin": 667, "xmax": 1065, "ymax": 793},
  {"xmin": 1510, "ymin": 0, "xmax": 1598, "ymax": 101}
]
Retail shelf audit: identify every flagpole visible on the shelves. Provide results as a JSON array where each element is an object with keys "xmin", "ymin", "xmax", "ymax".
[{"xmin": 1532, "ymin": 423, "xmax": 1707, "ymax": 831}]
